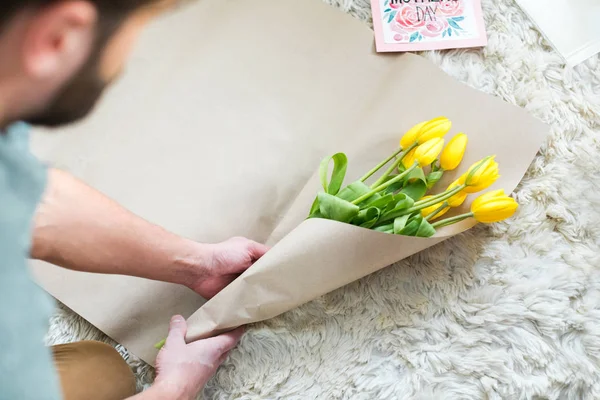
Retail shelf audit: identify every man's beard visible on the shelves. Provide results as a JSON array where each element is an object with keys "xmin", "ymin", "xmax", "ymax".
[
  {"xmin": 24, "ymin": 16, "xmax": 125, "ymax": 128},
  {"xmin": 25, "ymin": 56, "xmax": 109, "ymax": 128}
]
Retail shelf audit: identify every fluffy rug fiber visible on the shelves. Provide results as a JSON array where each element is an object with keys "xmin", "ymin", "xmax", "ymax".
[{"xmin": 45, "ymin": 0, "xmax": 600, "ymax": 398}]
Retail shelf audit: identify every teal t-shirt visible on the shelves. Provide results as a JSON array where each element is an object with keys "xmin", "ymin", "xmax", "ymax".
[{"xmin": 0, "ymin": 123, "xmax": 61, "ymax": 399}]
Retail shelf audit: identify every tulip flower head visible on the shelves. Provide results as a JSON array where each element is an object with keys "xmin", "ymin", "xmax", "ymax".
[
  {"xmin": 416, "ymin": 117, "xmax": 452, "ymax": 144},
  {"xmin": 446, "ymin": 179, "xmax": 467, "ymax": 207},
  {"xmin": 420, "ymin": 196, "xmax": 450, "ymax": 220},
  {"xmin": 414, "ymin": 138, "xmax": 444, "ymax": 167},
  {"xmin": 402, "ymin": 148, "xmax": 417, "ymax": 169},
  {"xmin": 399, "ymin": 117, "xmax": 452, "ymax": 149},
  {"xmin": 471, "ymin": 190, "xmax": 518, "ymax": 223},
  {"xmin": 400, "ymin": 121, "xmax": 427, "ymax": 149},
  {"xmin": 440, "ymin": 133, "xmax": 467, "ymax": 171},
  {"xmin": 462, "ymin": 156, "xmax": 499, "ymax": 193}
]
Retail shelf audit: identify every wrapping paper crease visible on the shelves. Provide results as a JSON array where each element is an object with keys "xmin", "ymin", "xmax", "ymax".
[{"xmin": 30, "ymin": 0, "xmax": 548, "ymax": 366}]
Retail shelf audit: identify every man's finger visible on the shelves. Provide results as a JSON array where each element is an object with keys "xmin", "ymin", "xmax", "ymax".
[
  {"xmin": 165, "ymin": 315, "xmax": 187, "ymax": 347},
  {"xmin": 199, "ymin": 327, "xmax": 245, "ymax": 357},
  {"xmin": 217, "ymin": 350, "xmax": 231, "ymax": 365},
  {"xmin": 248, "ymin": 241, "xmax": 270, "ymax": 261}
]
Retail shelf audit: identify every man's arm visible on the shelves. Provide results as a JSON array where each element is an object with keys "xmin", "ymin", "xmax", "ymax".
[{"xmin": 32, "ymin": 168, "xmax": 269, "ymax": 298}]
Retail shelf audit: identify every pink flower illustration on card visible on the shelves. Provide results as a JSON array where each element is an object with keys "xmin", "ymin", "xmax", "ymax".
[
  {"xmin": 421, "ymin": 19, "xmax": 449, "ymax": 38},
  {"xmin": 384, "ymin": 0, "xmax": 467, "ymax": 43},
  {"xmin": 437, "ymin": 1, "xmax": 464, "ymax": 16},
  {"xmin": 393, "ymin": 5, "xmax": 426, "ymax": 33},
  {"xmin": 373, "ymin": 0, "xmax": 488, "ymax": 52}
]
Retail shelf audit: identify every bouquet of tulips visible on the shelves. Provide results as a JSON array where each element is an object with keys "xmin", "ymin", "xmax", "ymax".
[
  {"xmin": 307, "ymin": 117, "xmax": 518, "ymax": 236},
  {"xmin": 148, "ymin": 115, "xmax": 545, "ymax": 357}
]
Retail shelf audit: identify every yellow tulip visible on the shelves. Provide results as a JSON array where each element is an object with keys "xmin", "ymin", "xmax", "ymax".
[
  {"xmin": 414, "ymin": 138, "xmax": 444, "ymax": 167},
  {"xmin": 402, "ymin": 148, "xmax": 417, "ymax": 169},
  {"xmin": 400, "ymin": 121, "xmax": 427, "ymax": 149},
  {"xmin": 416, "ymin": 117, "xmax": 452, "ymax": 144},
  {"xmin": 439, "ymin": 133, "xmax": 467, "ymax": 171},
  {"xmin": 420, "ymin": 196, "xmax": 449, "ymax": 220},
  {"xmin": 446, "ymin": 179, "xmax": 467, "ymax": 207},
  {"xmin": 471, "ymin": 189, "xmax": 518, "ymax": 223},
  {"xmin": 462, "ymin": 156, "xmax": 499, "ymax": 193}
]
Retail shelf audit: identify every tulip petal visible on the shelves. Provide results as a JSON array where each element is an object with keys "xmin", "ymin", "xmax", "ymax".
[
  {"xmin": 415, "ymin": 138, "xmax": 444, "ymax": 167},
  {"xmin": 440, "ymin": 133, "xmax": 468, "ymax": 171},
  {"xmin": 470, "ymin": 190, "xmax": 518, "ymax": 223},
  {"xmin": 416, "ymin": 117, "xmax": 452, "ymax": 144},
  {"xmin": 400, "ymin": 121, "xmax": 427, "ymax": 149}
]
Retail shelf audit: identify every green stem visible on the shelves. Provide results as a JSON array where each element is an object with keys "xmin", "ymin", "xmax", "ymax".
[
  {"xmin": 352, "ymin": 163, "xmax": 418, "ymax": 205},
  {"xmin": 424, "ymin": 202, "xmax": 448, "ymax": 221},
  {"xmin": 370, "ymin": 142, "xmax": 418, "ymax": 188},
  {"xmin": 411, "ymin": 184, "xmax": 467, "ymax": 210},
  {"xmin": 375, "ymin": 184, "xmax": 468, "ymax": 227},
  {"xmin": 154, "ymin": 338, "xmax": 166, "ymax": 349},
  {"xmin": 359, "ymin": 148, "xmax": 403, "ymax": 182},
  {"xmin": 431, "ymin": 212, "xmax": 474, "ymax": 228}
]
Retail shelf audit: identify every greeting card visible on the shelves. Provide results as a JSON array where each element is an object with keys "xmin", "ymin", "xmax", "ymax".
[{"xmin": 371, "ymin": 0, "xmax": 488, "ymax": 52}]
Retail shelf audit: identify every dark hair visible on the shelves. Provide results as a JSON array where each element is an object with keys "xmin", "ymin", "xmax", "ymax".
[{"xmin": 0, "ymin": 0, "xmax": 162, "ymax": 31}]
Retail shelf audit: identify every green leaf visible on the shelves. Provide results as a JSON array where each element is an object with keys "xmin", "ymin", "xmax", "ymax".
[
  {"xmin": 337, "ymin": 181, "xmax": 372, "ymax": 202},
  {"xmin": 307, "ymin": 210, "xmax": 323, "ymax": 219},
  {"xmin": 382, "ymin": 174, "xmax": 405, "ymax": 195},
  {"xmin": 317, "ymin": 192, "xmax": 359, "ymax": 223},
  {"xmin": 395, "ymin": 215, "xmax": 421, "ymax": 236},
  {"xmin": 373, "ymin": 222, "xmax": 394, "ymax": 233},
  {"xmin": 393, "ymin": 193, "xmax": 415, "ymax": 209},
  {"xmin": 393, "ymin": 214, "xmax": 410, "ymax": 234},
  {"xmin": 352, "ymin": 207, "xmax": 381, "ymax": 229},
  {"xmin": 448, "ymin": 19, "xmax": 462, "ymax": 30},
  {"xmin": 426, "ymin": 170, "xmax": 444, "ymax": 189},
  {"xmin": 400, "ymin": 167, "xmax": 427, "ymax": 201},
  {"xmin": 380, "ymin": 193, "xmax": 415, "ymax": 221},
  {"xmin": 366, "ymin": 193, "xmax": 395, "ymax": 209},
  {"xmin": 405, "ymin": 167, "xmax": 426, "ymax": 184},
  {"xmin": 409, "ymin": 32, "xmax": 419, "ymax": 42},
  {"xmin": 393, "ymin": 214, "xmax": 436, "ymax": 237},
  {"xmin": 388, "ymin": 10, "xmax": 396, "ymax": 23},
  {"xmin": 308, "ymin": 196, "xmax": 320, "ymax": 217},
  {"xmin": 416, "ymin": 218, "xmax": 436, "ymax": 238},
  {"xmin": 319, "ymin": 153, "xmax": 348, "ymax": 195}
]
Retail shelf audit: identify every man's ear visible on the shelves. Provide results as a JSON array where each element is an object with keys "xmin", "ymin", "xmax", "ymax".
[{"xmin": 22, "ymin": 1, "xmax": 98, "ymax": 81}]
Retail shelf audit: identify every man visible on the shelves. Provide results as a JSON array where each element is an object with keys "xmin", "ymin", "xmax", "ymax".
[{"xmin": 0, "ymin": 1, "xmax": 268, "ymax": 399}]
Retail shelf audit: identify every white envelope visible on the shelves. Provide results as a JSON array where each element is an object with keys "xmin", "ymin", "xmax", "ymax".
[{"xmin": 516, "ymin": 0, "xmax": 600, "ymax": 66}]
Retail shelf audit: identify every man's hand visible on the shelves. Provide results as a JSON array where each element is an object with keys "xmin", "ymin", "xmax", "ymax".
[
  {"xmin": 189, "ymin": 237, "xmax": 269, "ymax": 299},
  {"xmin": 33, "ymin": 170, "xmax": 270, "ymax": 298},
  {"xmin": 129, "ymin": 316, "xmax": 244, "ymax": 400}
]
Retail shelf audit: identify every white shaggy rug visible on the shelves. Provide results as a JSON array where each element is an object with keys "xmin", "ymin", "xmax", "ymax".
[{"xmin": 45, "ymin": 0, "xmax": 600, "ymax": 398}]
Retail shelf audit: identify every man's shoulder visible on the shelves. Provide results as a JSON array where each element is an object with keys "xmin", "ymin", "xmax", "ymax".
[{"xmin": 0, "ymin": 121, "xmax": 46, "ymax": 209}]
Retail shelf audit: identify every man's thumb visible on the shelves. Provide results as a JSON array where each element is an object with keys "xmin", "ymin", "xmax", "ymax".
[{"xmin": 166, "ymin": 315, "xmax": 187, "ymax": 345}]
